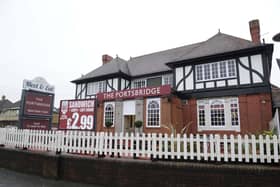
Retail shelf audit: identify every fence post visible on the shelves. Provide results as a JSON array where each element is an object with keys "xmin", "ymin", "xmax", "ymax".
[
  {"xmin": 223, "ymin": 134, "xmax": 228, "ymax": 162},
  {"xmin": 244, "ymin": 135, "xmax": 249, "ymax": 163},
  {"xmin": 259, "ymin": 135, "xmax": 264, "ymax": 163},
  {"xmin": 177, "ymin": 134, "xmax": 181, "ymax": 159},
  {"xmin": 152, "ymin": 133, "xmax": 157, "ymax": 160},
  {"xmin": 171, "ymin": 133, "xmax": 175, "ymax": 160},
  {"xmin": 251, "ymin": 135, "xmax": 257, "ymax": 163},
  {"xmin": 196, "ymin": 134, "xmax": 200, "ymax": 161},
  {"xmin": 135, "ymin": 133, "xmax": 139, "ymax": 158},
  {"xmin": 124, "ymin": 132, "xmax": 129, "ymax": 157},
  {"xmin": 119, "ymin": 132, "xmax": 123, "ymax": 157},
  {"xmin": 164, "ymin": 133, "xmax": 168, "ymax": 159},
  {"xmin": 183, "ymin": 134, "xmax": 187, "ymax": 160},
  {"xmin": 210, "ymin": 134, "xmax": 214, "ymax": 161},
  {"xmin": 215, "ymin": 134, "xmax": 221, "ymax": 162},
  {"xmin": 203, "ymin": 134, "xmax": 208, "ymax": 161},
  {"xmin": 265, "ymin": 135, "xmax": 271, "ymax": 163},
  {"xmin": 141, "ymin": 133, "xmax": 145, "ymax": 158},
  {"xmin": 190, "ymin": 134, "xmax": 194, "ymax": 160},
  {"xmin": 273, "ymin": 135, "xmax": 279, "ymax": 163},
  {"xmin": 237, "ymin": 134, "xmax": 242, "ymax": 162}
]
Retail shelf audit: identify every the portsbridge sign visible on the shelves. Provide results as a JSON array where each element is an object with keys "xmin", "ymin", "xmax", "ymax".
[{"xmin": 97, "ymin": 85, "xmax": 171, "ymax": 101}]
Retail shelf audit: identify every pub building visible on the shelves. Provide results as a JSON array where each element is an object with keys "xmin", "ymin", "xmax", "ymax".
[{"xmin": 72, "ymin": 20, "xmax": 274, "ymax": 135}]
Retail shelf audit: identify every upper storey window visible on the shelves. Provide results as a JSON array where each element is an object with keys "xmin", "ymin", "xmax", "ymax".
[
  {"xmin": 162, "ymin": 74, "xmax": 173, "ymax": 86},
  {"xmin": 87, "ymin": 81, "xmax": 106, "ymax": 95},
  {"xmin": 132, "ymin": 79, "xmax": 146, "ymax": 88},
  {"xmin": 196, "ymin": 59, "xmax": 236, "ymax": 82}
]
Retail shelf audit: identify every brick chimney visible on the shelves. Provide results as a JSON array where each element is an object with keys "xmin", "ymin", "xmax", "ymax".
[
  {"xmin": 102, "ymin": 54, "xmax": 113, "ymax": 65},
  {"xmin": 249, "ymin": 19, "xmax": 261, "ymax": 44}
]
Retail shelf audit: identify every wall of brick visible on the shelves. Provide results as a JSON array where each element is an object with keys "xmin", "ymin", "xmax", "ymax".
[
  {"xmin": 0, "ymin": 147, "xmax": 58, "ymax": 179},
  {"xmin": 183, "ymin": 93, "xmax": 272, "ymax": 135},
  {"xmin": 0, "ymin": 147, "xmax": 279, "ymax": 187},
  {"xmin": 96, "ymin": 96, "xmax": 184, "ymax": 134}
]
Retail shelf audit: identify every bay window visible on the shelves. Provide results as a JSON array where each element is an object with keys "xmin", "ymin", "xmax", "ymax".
[{"xmin": 197, "ymin": 97, "xmax": 240, "ymax": 131}]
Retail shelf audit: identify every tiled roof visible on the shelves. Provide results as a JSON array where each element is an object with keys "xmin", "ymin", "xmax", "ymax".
[
  {"xmin": 0, "ymin": 99, "xmax": 13, "ymax": 112},
  {"xmin": 73, "ymin": 32, "xmax": 264, "ymax": 83}
]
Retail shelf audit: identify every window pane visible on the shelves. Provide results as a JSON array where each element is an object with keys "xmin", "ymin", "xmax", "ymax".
[
  {"xmin": 196, "ymin": 65, "xmax": 203, "ymax": 81},
  {"xmin": 198, "ymin": 105, "xmax": 206, "ymax": 126},
  {"xmin": 147, "ymin": 77, "xmax": 162, "ymax": 87},
  {"xmin": 212, "ymin": 63, "xmax": 219, "ymax": 79},
  {"xmin": 147, "ymin": 100, "xmax": 160, "ymax": 127},
  {"xmin": 230, "ymin": 99, "xmax": 239, "ymax": 126},
  {"xmin": 133, "ymin": 79, "xmax": 146, "ymax": 88},
  {"xmin": 228, "ymin": 60, "xmax": 236, "ymax": 77},
  {"xmin": 210, "ymin": 102, "xmax": 225, "ymax": 126},
  {"xmin": 204, "ymin": 64, "xmax": 211, "ymax": 80},
  {"xmin": 220, "ymin": 61, "xmax": 227, "ymax": 78},
  {"xmin": 105, "ymin": 104, "xmax": 114, "ymax": 124},
  {"xmin": 163, "ymin": 75, "xmax": 173, "ymax": 86}
]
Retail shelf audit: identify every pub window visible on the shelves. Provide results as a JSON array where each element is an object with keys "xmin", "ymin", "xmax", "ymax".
[
  {"xmin": 197, "ymin": 97, "xmax": 240, "ymax": 131},
  {"xmin": 219, "ymin": 61, "xmax": 227, "ymax": 78},
  {"xmin": 87, "ymin": 81, "xmax": 106, "ymax": 95},
  {"xmin": 147, "ymin": 77, "xmax": 162, "ymax": 87},
  {"xmin": 228, "ymin": 60, "xmax": 236, "ymax": 77},
  {"xmin": 196, "ymin": 65, "xmax": 203, "ymax": 81},
  {"xmin": 195, "ymin": 59, "xmax": 236, "ymax": 82},
  {"xmin": 132, "ymin": 79, "xmax": 146, "ymax": 89},
  {"xmin": 104, "ymin": 102, "xmax": 115, "ymax": 127},
  {"xmin": 212, "ymin": 63, "xmax": 219, "ymax": 79},
  {"xmin": 204, "ymin": 64, "xmax": 211, "ymax": 80},
  {"xmin": 146, "ymin": 98, "xmax": 161, "ymax": 128},
  {"xmin": 162, "ymin": 75, "xmax": 173, "ymax": 86}
]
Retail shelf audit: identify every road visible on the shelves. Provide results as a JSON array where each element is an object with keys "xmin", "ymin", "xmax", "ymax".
[{"xmin": 0, "ymin": 168, "xmax": 102, "ymax": 187}]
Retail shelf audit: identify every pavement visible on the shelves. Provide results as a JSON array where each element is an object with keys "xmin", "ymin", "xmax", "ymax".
[{"xmin": 0, "ymin": 168, "xmax": 102, "ymax": 187}]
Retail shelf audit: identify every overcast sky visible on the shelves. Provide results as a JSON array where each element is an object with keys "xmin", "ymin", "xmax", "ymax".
[{"xmin": 0, "ymin": 0, "xmax": 279, "ymax": 107}]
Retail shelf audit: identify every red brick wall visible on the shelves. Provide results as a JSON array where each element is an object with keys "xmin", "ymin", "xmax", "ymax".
[
  {"xmin": 143, "ymin": 96, "xmax": 183, "ymax": 134},
  {"xmin": 95, "ymin": 96, "xmax": 184, "ymax": 134},
  {"xmin": 183, "ymin": 93, "xmax": 272, "ymax": 135}
]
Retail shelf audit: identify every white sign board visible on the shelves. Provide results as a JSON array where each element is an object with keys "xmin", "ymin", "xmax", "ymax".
[{"xmin": 23, "ymin": 77, "xmax": 55, "ymax": 94}]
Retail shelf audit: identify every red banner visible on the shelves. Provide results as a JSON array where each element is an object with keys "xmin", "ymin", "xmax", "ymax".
[
  {"xmin": 22, "ymin": 118, "xmax": 50, "ymax": 130},
  {"xmin": 59, "ymin": 99, "xmax": 95, "ymax": 130},
  {"xmin": 24, "ymin": 92, "xmax": 52, "ymax": 116},
  {"xmin": 97, "ymin": 85, "xmax": 171, "ymax": 101}
]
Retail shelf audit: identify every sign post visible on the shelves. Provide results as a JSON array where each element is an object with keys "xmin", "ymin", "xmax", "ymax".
[{"xmin": 19, "ymin": 77, "xmax": 55, "ymax": 130}]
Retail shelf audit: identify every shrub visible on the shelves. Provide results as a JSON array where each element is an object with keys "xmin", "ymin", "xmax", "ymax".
[{"xmin": 134, "ymin": 120, "xmax": 143, "ymax": 128}]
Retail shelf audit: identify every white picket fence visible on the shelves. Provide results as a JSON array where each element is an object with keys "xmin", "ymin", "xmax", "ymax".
[{"xmin": 0, "ymin": 128, "xmax": 280, "ymax": 164}]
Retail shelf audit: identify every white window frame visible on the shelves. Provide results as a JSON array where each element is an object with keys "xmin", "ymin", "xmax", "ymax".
[
  {"xmin": 162, "ymin": 74, "xmax": 173, "ymax": 86},
  {"xmin": 195, "ymin": 59, "xmax": 237, "ymax": 82},
  {"xmin": 103, "ymin": 102, "xmax": 115, "ymax": 127},
  {"xmin": 132, "ymin": 79, "xmax": 146, "ymax": 88},
  {"xmin": 87, "ymin": 81, "xmax": 106, "ymax": 95},
  {"xmin": 146, "ymin": 98, "xmax": 161, "ymax": 128},
  {"xmin": 197, "ymin": 97, "xmax": 240, "ymax": 132}
]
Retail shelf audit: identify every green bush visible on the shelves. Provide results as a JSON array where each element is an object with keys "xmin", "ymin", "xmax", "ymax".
[
  {"xmin": 134, "ymin": 120, "xmax": 143, "ymax": 128},
  {"xmin": 105, "ymin": 120, "xmax": 113, "ymax": 128}
]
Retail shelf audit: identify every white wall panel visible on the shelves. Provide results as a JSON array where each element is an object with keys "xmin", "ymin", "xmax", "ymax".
[
  {"xmin": 206, "ymin": 82, "xmax": 214, "ymax": 88},
  {"xmin": 228, "ymin": 79, "xmax": 238, "ymax": 86},
  {"xmin": 196, "ymin": 83, "xmax": 204, "ymax": 89},
  {"xmin": 175, "ymin": 67, "xmax": 184, "ymax": 91},
  {"xmin": 239, "ymin": 57, "xmax": 251, "ymax": 85},
  {"xmin": 185, "ymin": 66, "xmax": 193, "ymax": 90},
  {"xmin": 216, "ymin": 80, "xmax": 226, "ymax": 87},
  {"xmin": 113, "ymin": 78, "xmax": 118, "ymax": 90},
  {"xmin": 251, "ymin": 54, "xmax": 263, "ymax": 83}
]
